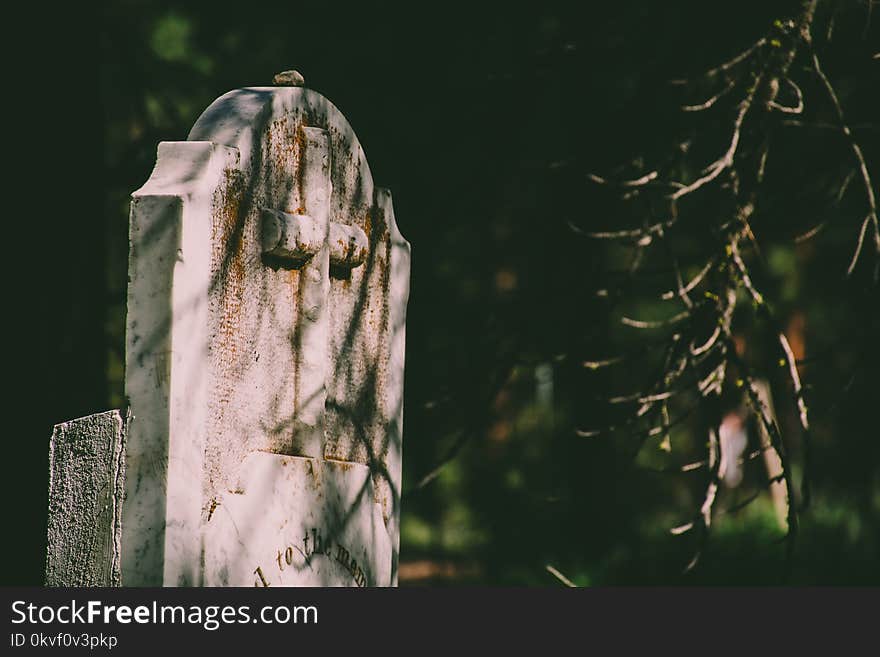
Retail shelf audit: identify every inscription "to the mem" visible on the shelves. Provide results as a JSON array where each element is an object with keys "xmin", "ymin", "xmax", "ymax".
[{"xmin": 253, "ymin": 527, "xmax": 368, "ymax": 587}]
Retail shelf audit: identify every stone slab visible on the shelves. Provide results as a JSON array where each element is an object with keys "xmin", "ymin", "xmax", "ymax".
[
  {"xmin": 204, "ymin": 453, "xmax": 391, "ymax": 586},
  {"xmin": 45, "ymin": 410, "xmax": 126, "ymax": 586}
]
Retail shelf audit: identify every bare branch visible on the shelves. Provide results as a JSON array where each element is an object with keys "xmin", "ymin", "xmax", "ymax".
[
  {"xmin": 794, "ymin": 221, "xmax": 826, "ymax": 243},
  {"xmin": 621, "ymin": 310, "xmax": 690, "ymax": 329},
  {"xmin": 847, "ymin": 214, "xmax": 875, "ymax": 276},
  {"xmin": 682, "ymin": 79, "xmax": 736, "ymax": 112},
  {"xmin": 730, "ymin": 240, "xmax": 813, "ymax": 507},
  {"xmin": 690, "ymin": 325, "xmax": 722, "ymax": 357},
  {"xmin": 670, "ymin": 93, "xmax": 754, "ymax": 200},
  {"xmin": 727, "ymin": 344, "xmax": 799, "ymax": 569},
  {"xmin": 697, "ymin": 361, "xmax": 727, "ymax": 397},
  {"xmin": 606, "ymin": 390, "xmax": 679, "ymax": 405},
  {"xmin": 578, "ymin": 399, "xmax": 699, "ymax": 444},
  {"xmin": 670, "ymin": 38, "xmax": 767, "ymax": 85},
  {"xmin": 588, "ymin": 170, "xmax": 659, "ymax": 187},
  {"xmin": 768, "ymin": 77, "xmax": 804, "ymax": 114},
  {"xmin": 677, "ymin": 443, "xmax": 776, "ymax": 475},
  {"xmin": 835, "ymin": 168, "xmax": 856, "ymax": 205},
  {"xmin": 567, "ymin": 218, "xmax": 675, "ymax": 242},
  {"xmin": 582, "ymin": 355, "xmax": 627, "ymax": 370},
  {"xmin": 545, "ymin": 564, "xmax": 577, "ymax": 587},
  {"xmin": 810, "ymin": 51, "xmax": 880, "ymax": 275},
  {"xmin": 700, "ymin": 429, "xmax": 721, "ymax": 531}
]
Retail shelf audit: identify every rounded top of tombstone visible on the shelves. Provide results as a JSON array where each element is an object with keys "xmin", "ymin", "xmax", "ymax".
[{"xmin": 272, "ymin": 70, "xmax": 305, "ymax": 87}]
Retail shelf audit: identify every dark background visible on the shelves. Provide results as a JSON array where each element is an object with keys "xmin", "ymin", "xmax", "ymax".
[{"xmin": 5, "ymin": 0, "xmax": 878, "ymax": 586}]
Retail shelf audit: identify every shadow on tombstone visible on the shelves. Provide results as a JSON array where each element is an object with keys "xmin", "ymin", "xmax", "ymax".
[{"xmin": 44, "ymin": 72, "xmax": 411, "ymax": 588}]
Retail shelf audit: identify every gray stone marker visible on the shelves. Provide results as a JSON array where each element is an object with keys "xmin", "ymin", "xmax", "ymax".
[
  {"xmin": 45, "ymin": 77, "xmax": 410, "ymax": 587},
  {"xmin": 45, "ymin": 410, "xmax": 127, "ymax": 587}
]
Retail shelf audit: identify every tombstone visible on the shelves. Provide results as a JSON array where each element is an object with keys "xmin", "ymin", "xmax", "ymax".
[{"xmin": 45, "ymin": 73, "xmax": 411, "ymax": 587}]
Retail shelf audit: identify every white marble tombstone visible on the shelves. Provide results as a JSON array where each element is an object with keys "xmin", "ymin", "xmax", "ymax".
[{"xmin": 124, "ymin": 81, "xmax": 410, "ymax": 586}]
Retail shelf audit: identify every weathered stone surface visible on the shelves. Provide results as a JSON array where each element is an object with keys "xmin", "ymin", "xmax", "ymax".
[
  {"xmin": 125, "ymin": 140, "xmax": 241, "ymax": 586},
  {"xmin": 45, "ymin": 410, "xmax": 126, "ymax": 587},
  {"xmin": 262, "ymin": 209, "xmax": 369, "ymax": 268},
  {"xmin": 204, "ymin": 453, "xmax": 390, "ymax": 586},
  {"xmin": 124, "ymin": 86, "xmax": 410, "ymax": 586}
]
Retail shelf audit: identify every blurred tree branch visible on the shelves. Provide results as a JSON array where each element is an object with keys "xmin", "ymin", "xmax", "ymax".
[{"xmin": 573, "ymin": 0, "xmax": 877, "ymax": 577}]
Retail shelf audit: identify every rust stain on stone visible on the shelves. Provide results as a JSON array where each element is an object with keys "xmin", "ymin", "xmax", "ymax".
[
  {"xmin": 206, "ymin": 497, "xmax": 220, "ymax": 522},
  {"xmin": 208, "ymin": 166, "xmax": 248, "ymax": 500},
  {"xmin": 213, "ymin": 167, "xmax": 246, "ymax": 359},
  {"xmin": 294, "ymin": 122, "xmax": 307, "ymax": 214},
  {"xmin": 288, "ymin": 259, "xmax": 306, "ymax": 456}
]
